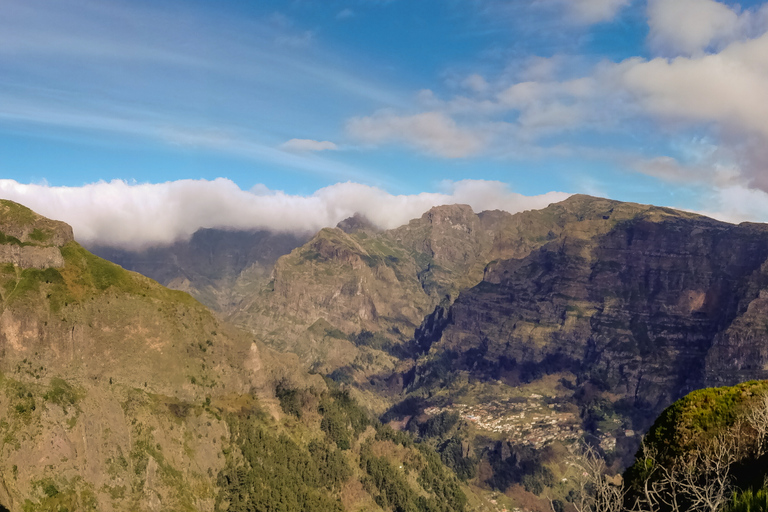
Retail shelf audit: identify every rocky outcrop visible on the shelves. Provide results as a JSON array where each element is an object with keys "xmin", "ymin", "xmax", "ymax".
[
  {"xmin": 0, "ymin": 199, "xmax": 73, "ymax": 246},
  {"xmin": 413, "ymin": 196, "xmax": 768, "ymax": 423},
  {"xmin": 0, "ymin": 244, "xmax": 64, "ymax": 268},
  {"xmin": 0, "ymin": 199, "xmax": 73, "ymax": 269},
  {"xmin": 336, "ymin": 213, "xmax": 381, "ymax": 235}
]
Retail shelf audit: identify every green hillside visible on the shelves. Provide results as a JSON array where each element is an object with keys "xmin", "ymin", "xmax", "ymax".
[{"xmin": 0, "ymin": 200, "xmax": 485, "ymax": 512}]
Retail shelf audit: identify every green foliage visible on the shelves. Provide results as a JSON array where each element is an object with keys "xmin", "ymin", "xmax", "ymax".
[
  {"xmin": 416, "ymin": 443, "xmax": 468, "ymax": 512},
  {"xmin": 724, "ymin": 488, "xmax": 768, "ymax": 512},
  {"xmin": 61, "ymin": 242, "xmax": 131, "ymax": 291},
  {"xmin": 29, "ymin": 228, "xmax": 51, "ymax": 243},
  {"xmin": 4, "ymin": 267, "xmax": 66, "ymax": 305},
  {"xmin": 438, "ymin": 438, "xmax": 476, "ymax": 481},
  {"xmin": 22, "ymin": 478, "xmax": 96, "ymax": 512},
  {"xmin": 328, "ymin": 388, "xmax": 369, "ymax": 436},
  {"xmin": 0, "ymin": 231, "xmax": 23, "ymax": 246},
  {"xmin": 320, "ymin": 400, "xmax": 352, "ymax": 450},
  {"xmin": 9, "ymin": 381, "xmax": 36, "ymax": 419},
  {"xmin": 360, "ymin": 441, "xmax": 467, "ymax": 512},
  {"xmin": 352, "ymin": 330, "xmax": 390, "ymax": 350},
  {"xmin": 324, "ymin": 327, "xmax": 349, "ymax": 340},
  {"xmin": 375, "ymin": 422, "xmax": 414, "ymax": 448},
  {"xmin": 216, "ymin": 416, "xmax": 344, "ymax": 512},
  {"xmin": 308, "ymin": 439, "xmax": 353, "ymax": 491},
  {"xmin": 58, "ymin": 241, "xmax": 197, "ymax": 306},
  {"xmin": 420, "ymin": 411, "xmax": 459, "ymax": 438},
  {"xmin": 276, "ymin": 382, "xmax": 304, "ymax": 418},
  {"xmin": 43, "ymin": 377, "xmax": 79, "ymax": 413},
  {"xmin": 360, "ymin": 445, "xmax": 420, "ymax": 512},
  {"xmin": 351, "ymin": 330, "xmax": 412, "ymax": 358},
  {"xmin": 317, "ymin": 385, "xmax": 371, "ymax": 449},
  {"xmin": 486, "ymin": 442, "xmax": 555, "ymax": 493},
  {"xmin": 625, "ymin": 381, "xmax": 768, "ymax": 506},
  {"xmin": 641, "ymin": 381, "xmax": 768, "ymax": 459},
  {"xmin": 0, "ymin": 200, "xmax": 36, "ymax": 226}
]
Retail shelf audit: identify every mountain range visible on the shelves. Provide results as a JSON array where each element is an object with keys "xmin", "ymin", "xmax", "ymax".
[
  {"xmin": 0, "ymin": 199, "xmax": 485, "ymax": 512},
  {"xmin": 5, "ymin": 194, "xmax": 768, "ymax": 511}
]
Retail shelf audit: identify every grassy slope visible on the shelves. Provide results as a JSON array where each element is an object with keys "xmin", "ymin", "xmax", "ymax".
[{"xmin": 0, "ymin": 200, "xmax": 482, "ymax": 512}]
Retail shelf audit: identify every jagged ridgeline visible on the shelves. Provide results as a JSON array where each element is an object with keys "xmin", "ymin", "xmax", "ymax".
[
  {"xmin": 0, "ymin": 200, "xmax": 479, "ymax": 512},
  {"xmin": 86, "ymin": 194, "xmax": 768, "ymax": 510},
  {"xmin": 211, "ymin": 195, "xmax": 768, "ymax": 508}
]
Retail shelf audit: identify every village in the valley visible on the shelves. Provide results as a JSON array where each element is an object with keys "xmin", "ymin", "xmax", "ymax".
[{"xmin": 425, "ymin": 394, "xmax": 610, "ymax": 449}]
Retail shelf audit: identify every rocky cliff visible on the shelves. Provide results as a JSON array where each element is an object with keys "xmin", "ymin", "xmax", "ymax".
[
  {"xmin": 225, "ymin": 204, "xmax": 539, "ymax": 394},
  {"xmin": 408, "ymin": 196, "xmax": 768, "ymax": 440}
]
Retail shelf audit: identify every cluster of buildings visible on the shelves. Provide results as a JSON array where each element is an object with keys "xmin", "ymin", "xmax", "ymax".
[{"xmin": 424, "ymin": 395, "xmax": 585, "ymax": 448}]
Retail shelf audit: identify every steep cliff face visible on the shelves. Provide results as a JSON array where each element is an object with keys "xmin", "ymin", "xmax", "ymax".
[
  {"xmin": 226, "ymin": 204, "xmax": 537, "ymax": 379},
  {"xmin": 705, "ymin": 255, "xmax": 768, "ymax": 385},
  {"xmin": 412, "ymin": 196, "xmax": 768, "ymax": 423}
]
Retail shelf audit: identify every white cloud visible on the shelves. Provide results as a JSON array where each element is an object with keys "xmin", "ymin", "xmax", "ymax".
[
  {"xmin": 630, "ymin": 155, "xmax": 741, "ymax": 187},
  {"xmin": 461, "ymin": 74, "xmax": 490, "ymax": 93},
  {"xmin": 280, "ymin": 139, "xmax": 339, "ymax": 152},
  {"xmin": 647, "ymin": 0, "xmax": 768, "ymax": 56},
  {"xmin": 336, "ymin": 8, "xmax": 354, "ymax": 20},
  {"xmin": 0, "ymin": 179, "xmax": 571, "ymax": 250},
  {"xmin": 554, "ymin": 0, "xmax": 631, "ymax": 24},
  {"xmin": 619, "ymin": 33, "xmax": 768, "ymax": 142},
  {"xmin": 519, "ymin": 56, "xmax": 564, "ymax": 82},
  {"xmin": 697, "ymin": 184, "xmax": 768, "ymax": 224},
  {"xmin": 346, "ymin": 111, "xmax": 486, "ymax": 158}
]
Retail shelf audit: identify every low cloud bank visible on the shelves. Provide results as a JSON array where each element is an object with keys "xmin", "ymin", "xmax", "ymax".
[{"xmin": 0, "ymin": 179, "xmax": 570, "ymax": 250}]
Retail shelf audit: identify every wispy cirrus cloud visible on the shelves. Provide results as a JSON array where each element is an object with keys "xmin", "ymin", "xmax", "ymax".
[
  {"xmin": 553, "ymin": 0, "xmax": 632, "ymax": 24},
  {"xmin": 280, "ymin": 139, "xmax": 339, "ymax": 152},
  {"xmin": 346, "ymin": 110, "xmax": 487, "ymax": 158},
  {"xmin": 0, "ymin": 93, "xmax": 368, "ymax": 182},
  {"xmin": 0, "ymin": 0, "xmax": 406, "ymax": 181}
]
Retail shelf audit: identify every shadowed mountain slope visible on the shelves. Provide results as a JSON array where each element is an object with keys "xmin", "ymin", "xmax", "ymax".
[
  {"xmin": 90, "ymin": 228, "xmax": 310, "ymax": 312},
  {"xmin": 413, "ymin": 196, "xmax": 768, "ymax": 407}
]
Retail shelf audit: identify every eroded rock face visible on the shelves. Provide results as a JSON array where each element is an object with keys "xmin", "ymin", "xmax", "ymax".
[
  {"xmin": 0, "ymin": 200, "xmax": 73, "ymax": 247},
  {"xmin": 0, "ymin": 199, "xmax": 73, "ymax": 269},
  {"xmin": 415, "ymin": 197, "xmax": 768, "ymax": 418},
  {"xmin": 0, "ymin": 245, "xmax": 65, "ymax": 268},
  {"xmin": 227, "ymin": 205, "xmax": 529, "ymax": 374}
]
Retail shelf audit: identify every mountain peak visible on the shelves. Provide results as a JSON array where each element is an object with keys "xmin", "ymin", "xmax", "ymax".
[
  {"xmin": 422, "ymin": 203, "xmax": 476, "ymax": 224},
  {"xmin": 0, "ymin": 199, "xmax": 74, "ymax": 268},
  {"xmin": 0, "ymin": 199, "xmax": 74, "ymax": 247},
  {"xmin": 336, "ymin": 212, "xmax": 381, "ymax": 234}
]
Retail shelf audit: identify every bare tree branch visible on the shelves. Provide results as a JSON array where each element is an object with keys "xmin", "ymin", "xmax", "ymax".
[
  {"xmin": 746, "ymin": 392, "xmax": 768, "ymax": 457},
  {"xmin": 569, "ymin": 443, "xmax": 624, "ymax": 512}
]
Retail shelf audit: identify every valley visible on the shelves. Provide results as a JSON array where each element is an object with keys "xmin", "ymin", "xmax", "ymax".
[{"xmin": 4, "ymin": 194, "xmax": 768, "ymax": 511}]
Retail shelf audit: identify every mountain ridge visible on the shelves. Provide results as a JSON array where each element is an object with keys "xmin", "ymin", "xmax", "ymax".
[{"xmin": 0, "ymin": 199, "xmax": 484, "ymax": 512}]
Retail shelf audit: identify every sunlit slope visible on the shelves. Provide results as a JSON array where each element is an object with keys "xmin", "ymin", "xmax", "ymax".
[{"xmin": 0, "ymin": 200, "xmax": 309, "ymax": 511}]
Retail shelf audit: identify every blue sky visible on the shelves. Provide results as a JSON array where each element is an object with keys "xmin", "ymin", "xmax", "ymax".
[{"xmin": 2, "ymin": 0, "xmax": 768, "ymax": 247}]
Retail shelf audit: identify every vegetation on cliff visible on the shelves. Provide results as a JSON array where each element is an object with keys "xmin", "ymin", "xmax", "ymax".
[
  {"xmin": 0, "ymin": 199, "xmax": 480, "ymax": 512},
  {"xmin": 564, "ymin": 381, "xmax": 768, "ymax": 512}
]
